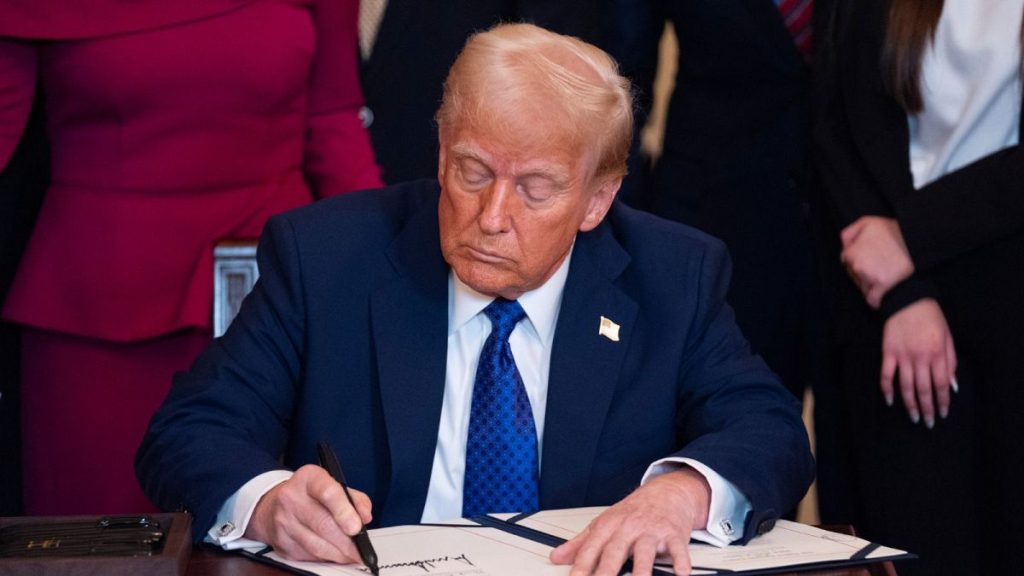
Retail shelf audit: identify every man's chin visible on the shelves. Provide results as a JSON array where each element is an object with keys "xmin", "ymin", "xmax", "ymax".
[
  {"xmin": 465, "ymin": 278, "xmax": 517, "ymax": 299},
  {"xmin": 453, "ymin": 266, "xmax": 523, "ymax": 299}
]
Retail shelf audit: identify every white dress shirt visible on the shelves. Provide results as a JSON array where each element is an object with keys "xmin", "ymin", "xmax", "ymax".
[
  {"xmin": 908, "ymin": 0, "xmax": 1022, "ymax": 189},
  {"xmin": 209, "ymin": 251, "xmax": 750, "ymax": 549}
]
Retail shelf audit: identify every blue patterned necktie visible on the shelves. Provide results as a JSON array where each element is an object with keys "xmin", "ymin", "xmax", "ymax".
[{"xmin": 462, "ymin": 298, "xmax": 539, "ymax": 518}]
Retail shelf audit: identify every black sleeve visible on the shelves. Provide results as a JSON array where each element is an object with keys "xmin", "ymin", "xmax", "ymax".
[{"xmin": 897, "ymin": 144, "xmax": 1024, "ymax": 272}]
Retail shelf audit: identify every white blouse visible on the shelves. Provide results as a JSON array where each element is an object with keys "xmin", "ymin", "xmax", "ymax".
[{"xmin": 908, "ymin": 0, "xmax": 1023, "ymax": 189}]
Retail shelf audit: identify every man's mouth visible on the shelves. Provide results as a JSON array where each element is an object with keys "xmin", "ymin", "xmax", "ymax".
[{"xmin": 466, "ymin": 246, "xmax": 508, "ymax": 264}]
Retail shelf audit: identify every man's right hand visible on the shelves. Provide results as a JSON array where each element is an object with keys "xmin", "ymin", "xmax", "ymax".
[{"xmin": 244, "ymin": 464, "xmax": 373, "ymax": 563}]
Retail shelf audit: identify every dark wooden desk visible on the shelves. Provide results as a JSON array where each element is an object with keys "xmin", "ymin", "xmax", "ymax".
[{"xmin": 186, "ymin": 526, "xmax": 900, "ymax": 576}]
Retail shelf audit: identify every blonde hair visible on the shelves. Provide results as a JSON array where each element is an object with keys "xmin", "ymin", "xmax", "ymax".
[{"xmin": 436, "ymin": 23, "xmax": 634, "ymax": 182}]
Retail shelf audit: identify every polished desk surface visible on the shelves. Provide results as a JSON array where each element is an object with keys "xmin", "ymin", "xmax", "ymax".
[{"xmin": 186, "ymin": 526, "xmax": 900, "ymax": 576}]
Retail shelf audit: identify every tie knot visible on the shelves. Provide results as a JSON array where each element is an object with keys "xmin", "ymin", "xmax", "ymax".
[{"xmin": 483, "ymin": 298, "xmax": 525, "ymax": 341}]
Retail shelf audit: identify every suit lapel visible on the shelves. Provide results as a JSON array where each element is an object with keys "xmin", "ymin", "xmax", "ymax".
[
  {"xmin": 371, "ymin": 197, "xmax": 449, "ymax": 525},
  {"xmin": 540, "ymin": 217, "xmax": 638, "ymax": 508}
]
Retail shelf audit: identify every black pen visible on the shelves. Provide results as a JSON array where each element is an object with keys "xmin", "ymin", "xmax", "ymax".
[{"xmin": 317, "ymin": 441, "xmax": 380, "ymax": 576}]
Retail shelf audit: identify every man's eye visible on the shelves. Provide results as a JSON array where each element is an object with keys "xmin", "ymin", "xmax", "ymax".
[
  {"xmin": 519, "ymin": 179, "xmax": 558, "ymax": 202},
  {"xmin": 456, "ymin": 160, "xmax": 491, "ymax": 188},
  {"xmin": 461, "ymin": 172, "xmax": 489, "ymax": 187}
]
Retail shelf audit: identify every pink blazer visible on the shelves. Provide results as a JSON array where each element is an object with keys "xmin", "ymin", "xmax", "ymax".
[{"xmin": 0, "ymin": 0, "xmax": 382, "ymax": 341}]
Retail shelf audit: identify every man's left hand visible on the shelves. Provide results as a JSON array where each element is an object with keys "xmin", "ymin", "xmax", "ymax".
[
  {"xmin": 549, "ymin": 467, "xmax": 711, "ymax": 576},
  {"xmin": 840, "ymin": 216, "xmax": 914, "ymax": 308}
]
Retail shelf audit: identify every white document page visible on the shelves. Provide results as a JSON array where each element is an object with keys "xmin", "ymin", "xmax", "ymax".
[
  {"xmin": 513, "ymin": 510, "xmax": 909, "ymax": 575},
  {"xmin": 242, "ymin": 508, "xmax": 910, "ymax": 576},
  {"xmin": 245, "ymin": 523, "xmax": 565, "ymax": 576}
]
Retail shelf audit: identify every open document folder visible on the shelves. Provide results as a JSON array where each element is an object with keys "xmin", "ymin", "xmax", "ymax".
[{"xmin": 237, "ymin": 506, "xmax": 913, "ymax": 576}]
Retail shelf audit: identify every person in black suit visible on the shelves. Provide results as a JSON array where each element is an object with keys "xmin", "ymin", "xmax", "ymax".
[
  {"xmin": 602, "ymin": 0, "xmax": 853, "ymax": 522},
  {"xmin": 137, "ymin": 23, "xmax": 814, "ymax": 576},
  {"xmin": 607, "ymin": 0, "xmax": 827, "ymax": 402},
  {"xmin": 814, "ymin": 1, "xmax": 1024, "ymax": 574},
  {"xmin": 358, "ymin": 0, "xmax": 602, "ymax": 184}
]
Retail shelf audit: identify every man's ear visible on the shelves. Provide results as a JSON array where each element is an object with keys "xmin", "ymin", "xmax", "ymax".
[{"xmin": 578, "ymin": 177, "xmax": 621, "ymax": 232}]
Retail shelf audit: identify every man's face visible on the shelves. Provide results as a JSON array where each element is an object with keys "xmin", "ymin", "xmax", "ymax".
[{"xmin": 437, "ymin": 125, "xmax": 618, "ymax": 300}]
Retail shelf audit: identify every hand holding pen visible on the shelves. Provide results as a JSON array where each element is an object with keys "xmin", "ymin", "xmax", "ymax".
[
  {"xmin": 243, "ymin": 451, "xmax": 376, "ymax": 567},
  {"xmin": 318, "ymin": 441, "xmax": 380, "ymax": 575}
]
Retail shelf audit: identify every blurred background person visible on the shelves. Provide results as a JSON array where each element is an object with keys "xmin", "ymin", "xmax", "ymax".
[
  {"xmin": 357, "ymin": 0, "xmax": 602, "ymax": 184},
  {"xmin": 814, "ymin": 0, "xmax": 1023, "ymax": 574},
  {"xmin": 602, "ymin": 0, "xmax": 851, "ymax": 523},
  {"xmin": 0, "ymin": 89, "xmax": 47, "ymax": 516},
  {"xmin": 0, "ymin": 0, "xmax": 381, "ymax": 515}
]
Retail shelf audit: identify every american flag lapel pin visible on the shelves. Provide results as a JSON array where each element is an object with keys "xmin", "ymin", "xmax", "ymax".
[{"xmin": 598, "ymin": 316, "xmax": 620, "ymax": 342}]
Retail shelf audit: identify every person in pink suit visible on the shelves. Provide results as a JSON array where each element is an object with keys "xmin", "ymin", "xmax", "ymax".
[{"xmin": 0, "ymin": 0, "xmax": 383, "ymax": 515}]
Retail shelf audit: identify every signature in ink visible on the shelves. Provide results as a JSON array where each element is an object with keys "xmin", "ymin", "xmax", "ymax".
[{"xmin": 358, "ymin": 553, "xmax": 476, "ymax": 574}]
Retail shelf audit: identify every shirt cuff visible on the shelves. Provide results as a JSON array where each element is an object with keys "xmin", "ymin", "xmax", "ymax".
[
  {"xmin": 641, "ymin": 457, "xmax": 752, "ymax": 547},
  {"xmin": 205, "ymin": 469, "xmax": 293, "ymax": 550}
]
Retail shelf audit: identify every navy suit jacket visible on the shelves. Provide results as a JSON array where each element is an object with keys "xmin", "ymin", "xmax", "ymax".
[{"xmin": 136, "ymin": 180, "xmax": 813, "ymax": 544}]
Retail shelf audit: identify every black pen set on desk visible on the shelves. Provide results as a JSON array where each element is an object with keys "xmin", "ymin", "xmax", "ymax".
[{"xmin": 318, "ymin": 441, "xmax": 380, "ymax": 576}]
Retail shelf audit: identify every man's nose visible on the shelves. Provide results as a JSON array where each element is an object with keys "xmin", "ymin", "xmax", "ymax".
[{"xmin": 478, "ymin": 180, "xmax": 514, "ymax": 234}]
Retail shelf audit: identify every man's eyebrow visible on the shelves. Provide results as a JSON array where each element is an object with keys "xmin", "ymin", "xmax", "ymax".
[
  {"xmin": 519, "ymin": 165, "xmax": 572, "ymax": 185},
  {"xmin": 450, "ymin": 143, "xmax": 488, "ymax": 162},
  {"xmin": 449, "ymin": 142, "xmax": 572, "ymax": 184}
]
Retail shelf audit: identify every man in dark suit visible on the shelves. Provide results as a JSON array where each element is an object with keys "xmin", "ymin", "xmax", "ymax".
[{"xmin": 137, "ymin": 23, "xmax": 813, "ymax": 576}]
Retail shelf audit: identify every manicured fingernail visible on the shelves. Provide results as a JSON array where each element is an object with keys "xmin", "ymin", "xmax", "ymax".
[
  {"xmin": 925, "ymin": 416, "xmax": 935, "ymax": 429},
  {"xmin": 885, "ymin": 393, "xmax": 893, "ymax": 407},
  {"xmin": 951, "ymin": 377, "xmax": 959, "ymax": 394},
  {"xmin": 910, "ymin": 411, "xmax": 920, "ymax": 424},
  {"xmin": 940, "ymin": 406, "xmax": 949, "ymax": 419}
]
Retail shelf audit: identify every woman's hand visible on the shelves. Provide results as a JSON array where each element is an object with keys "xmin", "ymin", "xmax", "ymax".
[
  {"xmin": 880, "ymin": 299, "xmax": 958, "ymax": 428},
  {"xmin": 840, "ymin": 216, "xmax": 915, "ymax": 308}
]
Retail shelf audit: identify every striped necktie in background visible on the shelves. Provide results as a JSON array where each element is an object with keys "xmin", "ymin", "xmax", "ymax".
[{"xmin": 777, "ymin": 0, "xmax": 813, "ymax": 60}]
